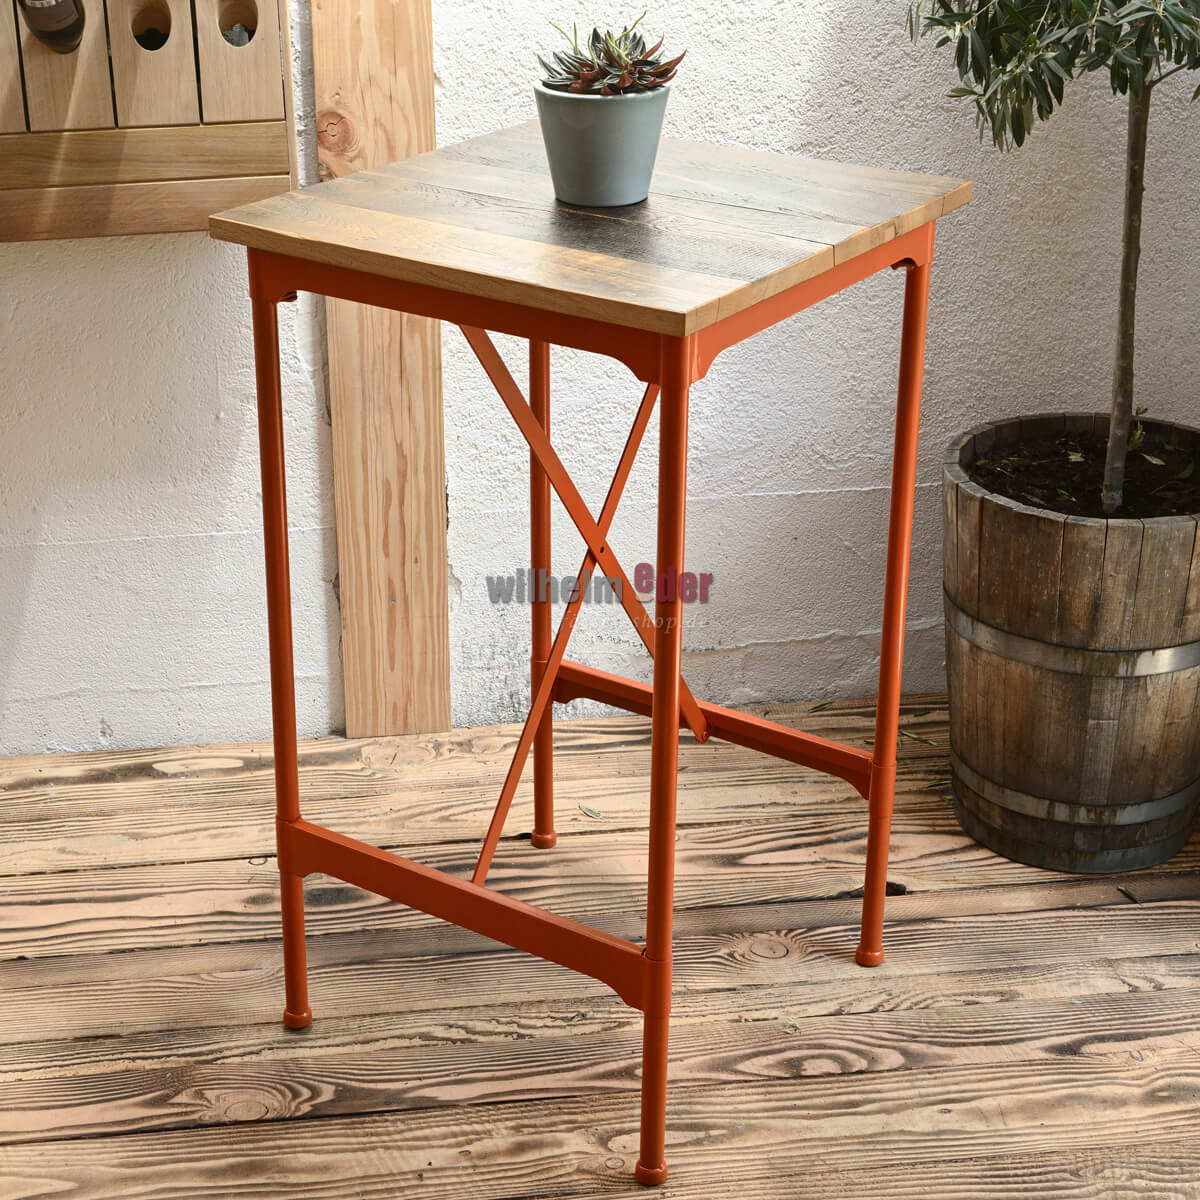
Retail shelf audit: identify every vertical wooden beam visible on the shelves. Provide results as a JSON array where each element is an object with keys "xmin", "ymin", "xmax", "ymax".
[
  {"xmin": 1, "ymin": 2, "xmax": 25, "ymax": 134},
  {"xmin": 310, "ymin": 0, "xmax": 450, "ymax": 735}
]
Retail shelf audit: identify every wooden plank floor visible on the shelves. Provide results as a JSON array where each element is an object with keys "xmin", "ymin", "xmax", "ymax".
[{"xmin": 2, "ymin": 694, "xmax": 1199, "ymax": 1199}]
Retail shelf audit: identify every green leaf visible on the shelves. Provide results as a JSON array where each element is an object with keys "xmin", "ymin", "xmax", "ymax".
[
  {"xmin": 1142, "ymin": 453, "xmax": 1166, "ymax": 465},
  {"xmin": 969, "ymin": 27, "xmax": 988, "ymax": 80},
  {"xmin": 908, "ymin": 0, "xmax": 1200, "ymax": 142}
]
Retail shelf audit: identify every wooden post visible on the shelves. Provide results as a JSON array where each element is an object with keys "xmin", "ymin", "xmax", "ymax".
[{"xmin": 310, "ymin": 0, "xmax": 450, "ymax": 735}]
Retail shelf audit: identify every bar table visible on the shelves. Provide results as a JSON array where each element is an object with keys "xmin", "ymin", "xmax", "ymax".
[{"xmin": 210, "ymin": 122, "xmax": 971, "ymax": 1185}]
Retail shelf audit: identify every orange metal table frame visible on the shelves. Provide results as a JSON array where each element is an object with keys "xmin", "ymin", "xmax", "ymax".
[{"xmin": 246, "ymin": 218, "xmax": 934, "ymax": 1186}]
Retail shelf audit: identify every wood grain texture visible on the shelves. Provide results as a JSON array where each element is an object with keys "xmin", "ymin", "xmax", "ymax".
[
  {"xmin": 18, "ymin": 4, "xmax": 114, "ymax": 131},
  {"xmin": 443, "ymin": 122, "xmax": 974, "ymax": 265},
  {"xmin": 0, "ymin": 122, "xmax": 290, "ymax": 189},
  {"xmin": 943, "ymin": 416, "xmax": 1200, "ymax": 870},
  {"xmin": 0, "ymin": 174, "xmax": 289, "ymax": 241},
  {"xmin": 7, "ymin": 985, "xmax": 1200, "ymax": 1145},
  {"xmin": 1057, "ymin": 514, "xmax": 1108, "ymax": 645},
  {"xmin": 0, "ymin": 2, "xmax": 23, "ymax": 134},
  {"xmin": 272, "ymin": 0, "xmax": 299, "ymax": 185},
  {"xmin": 317, "ymin": 165, "xmax": 834, "ymax": 299},
  {"xmin": 1130, "ymin": 515, "xmax": 1196, "ymax": 648},
  {"xmin": 3, "ymin": 698, "xmax": 1198, "ymax": 1195},
  {"xmin": 976, "ymin": 493, "xmax": 1064, "ymax": 638},
  {"xmin": 379, "ymin": 150, "xmax": 839, "ymax": 257},
  {"xmin": 194, "ymin": 0, "xmax": 285, "ymax": 122},
  {"xmin": 1183, "ymin": 517, "xmax": 1200, "ymax": 641},
  {"xmin": 310, "ymin": 0, "xmax": 449, "ymax": 737},
  {"xmin": 3, "ymin": 1057, "xmax": 1200, "ymax": 1200},
  {"xmin": 11, "ymin": 936, "xmax": 1200, "ymax": 1079},
  {"xmin": 954, "ymin": 414, "xmax": 1200, "ymax": 654},
  {"xmin": 8, "ymin": 901, "xmax": 1200, "ymax": 1053},
  {"xmin": 593, "ymin": 1142, "xmax": 1200, "ymax": 1200},
  {"xmin": 0, "ymin": 697, "xmax": 935, "ymax": 874},
  {"xmin": 210, "ymin": 120, "xmax": 971, "ymax": 336},
  {"xmin": 106, "ymin": 0, "xmax": 200, "ymax": 127},
  {"xmin": 22, "ymin": 813, "xmax": 1154, "ymax": 962}
]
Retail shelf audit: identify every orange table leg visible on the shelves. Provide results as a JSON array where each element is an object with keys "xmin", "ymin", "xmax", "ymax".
[
  {"xmin": 635, "ymin": 334, "xmax": 692, "ymax": 1187},
  {"xmin": 243, "ymin": 228, "xmax": 942, "ymax": 1184},
  {"xmin": 529, "ymin": 340, "xmax": 557, "ymax": 849},
  {"xmin": 856, "ymin": 234, "xmax": 934, "ymax": 968},
  {"xmin": 250, "ymin": 288, "xmax": 312, "ymax": 1029}
]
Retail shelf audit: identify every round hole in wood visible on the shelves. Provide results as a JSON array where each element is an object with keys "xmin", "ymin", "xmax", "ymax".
[
  {"xmin": 131, "ymin": 0, "xmax": 170, "ymax": 50},
  {"xmin": 218, "ymin": 0, "xmax": 257, "ymax": 45}
]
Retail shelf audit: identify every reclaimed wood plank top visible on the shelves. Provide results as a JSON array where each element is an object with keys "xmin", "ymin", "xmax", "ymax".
[{"xmin": 210, "ymin": 120, "xmax": 971, "ymax": 335}]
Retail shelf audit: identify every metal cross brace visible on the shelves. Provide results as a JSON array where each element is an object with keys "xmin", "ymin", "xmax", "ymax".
[{"xmin": 459, "ymin": 325, "xmax": 709, "ymax": 884}]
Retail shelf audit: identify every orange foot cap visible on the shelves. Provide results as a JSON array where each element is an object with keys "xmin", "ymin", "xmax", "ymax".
[
  {"xmin": 635, "ymin": 1161, "xmax": 668, "ymax": 1186},
  {"xmin": 283, "ymin": 1007, "xmax": 313, "ymax": 1029}
]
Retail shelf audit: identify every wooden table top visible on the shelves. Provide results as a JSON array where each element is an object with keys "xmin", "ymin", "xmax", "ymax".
[{"xmin": 210, "ymin": 121, "xmax": 971, "ymax": 336}]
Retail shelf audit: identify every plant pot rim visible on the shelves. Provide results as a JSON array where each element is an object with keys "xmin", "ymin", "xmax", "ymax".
[
  {"xmin": 944, "ymin": 411, "xmax": 1200, "ymax": 528},
  {"xmin": 534, "ymin": 81, "xmax": 671, "ymax": 102}
]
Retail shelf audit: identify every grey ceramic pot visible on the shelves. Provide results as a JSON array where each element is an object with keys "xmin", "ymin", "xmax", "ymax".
[{"xmin": 534, "ymin": 83, "xmax": 670, "ymax": 207}]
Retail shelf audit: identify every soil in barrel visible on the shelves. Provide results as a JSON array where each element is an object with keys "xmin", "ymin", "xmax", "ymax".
[{"xmin": 968, "ymin": 428, "xmax": 1200, "ymax": 519}]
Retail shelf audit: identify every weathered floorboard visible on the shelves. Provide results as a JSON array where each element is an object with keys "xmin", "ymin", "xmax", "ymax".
[
  {"xmin": 3, "ymin": 1055, "xmax": 1199, "ymax": 1200},
  {"xmin": 5, "ymin": 893, "xmax": 1200, "ymax": 1045},
  {"xmin": 1, "ymin": 696, "xmax": 1196, "ymax": 1196},
  {"xmin": 6, "ymin": 982, "xmax": 1200, "ymax": 1145},
  {"xmin": 0, "ymin": 698, "xmax": 944, "ymax": 875}
]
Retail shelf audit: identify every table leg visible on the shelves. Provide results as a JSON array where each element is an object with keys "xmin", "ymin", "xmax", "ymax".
[
  {"xmin": 636, "ymin": 336, "xmax": 691, "ymax": 1187},
  {"xmin": 251, "ymin": 290, "xmax": 313, "ymax": 1029},
  {"xmin": 857, "ymin": 248, "xmax": 934, "ymax": 968},
  {"xmin": 529, "ymin": 340, "xmax": 557, "ymax": 849}
]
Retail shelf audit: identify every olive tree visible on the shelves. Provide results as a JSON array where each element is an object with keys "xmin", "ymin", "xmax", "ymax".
[{"xmin": 909, "ymin": 1, "xmax": 1200, "ymax": 512}]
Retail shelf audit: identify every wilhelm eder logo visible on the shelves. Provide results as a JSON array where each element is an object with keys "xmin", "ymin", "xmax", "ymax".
[{"xmin": 486, "ymin": 566, "xmax": 714, "ymax": 605}]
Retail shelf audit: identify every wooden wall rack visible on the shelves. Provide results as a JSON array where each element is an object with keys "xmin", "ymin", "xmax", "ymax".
[{"xmin": 1, "ymin": 0, "xmax": 293, "ymax": 240}]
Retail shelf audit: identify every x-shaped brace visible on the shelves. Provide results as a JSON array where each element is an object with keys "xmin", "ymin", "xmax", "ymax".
[{"xmin": 460, "ymin": 326, "xmax": 709, "ymax": 884}]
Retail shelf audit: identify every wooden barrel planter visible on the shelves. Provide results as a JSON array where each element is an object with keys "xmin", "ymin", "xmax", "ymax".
[{"xmin": 943, "ymin": 413, "xmax": 1200, "ymax": 873}]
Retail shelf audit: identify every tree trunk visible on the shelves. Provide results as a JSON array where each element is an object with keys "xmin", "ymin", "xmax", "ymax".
[{"xmin": 1101, "ymin": 86, "xmax": 1151, "ymax": 515}]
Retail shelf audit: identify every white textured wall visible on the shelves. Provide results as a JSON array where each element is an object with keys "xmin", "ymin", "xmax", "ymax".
[
  {"xmin": 1, "ymin": 1, "xmax": 1198, "ymax": 752},
  {"xmin": 436, "ymin": 0, "xmax": 1200, "ymax": 727},
  {"xmin": 0, "ymin": 1, "xmax": 338, "ymax": 753}
]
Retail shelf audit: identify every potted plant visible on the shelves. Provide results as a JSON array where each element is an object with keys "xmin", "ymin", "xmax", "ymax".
[
  {"xmin": 535, "ymin": 15, "xmax": 685, "ymax": 207},
  {"xmin": 910, "ymin": 2, "xmax": 1200, "ymax": 872}
]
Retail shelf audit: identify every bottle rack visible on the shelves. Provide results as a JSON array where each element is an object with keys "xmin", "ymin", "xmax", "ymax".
[{"xmin": 1, "ymin": 0, "xmax": 292, "ymax": 241}]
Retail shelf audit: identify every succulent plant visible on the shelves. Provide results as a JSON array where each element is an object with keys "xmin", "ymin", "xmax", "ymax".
[{"xmin": 538, "ymin": 13, "xmax": 685, "ymax": 95}]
